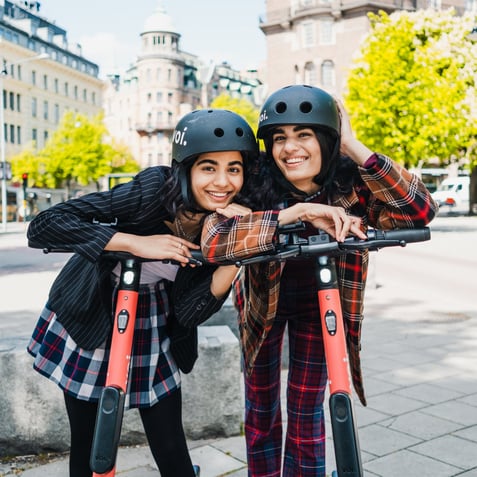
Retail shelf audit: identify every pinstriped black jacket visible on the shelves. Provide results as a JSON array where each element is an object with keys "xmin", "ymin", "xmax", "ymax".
[{"xmin": 27, "ymin": 166, "xmax": 227, "ymax": 350}]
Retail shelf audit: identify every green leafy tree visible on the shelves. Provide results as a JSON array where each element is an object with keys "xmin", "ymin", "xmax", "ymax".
[
  {"xmin": 345, "ymin": 9, "xmax": 477, "ymax": 170},
  {"xmin": 39, "ymin": 111, "xmax": 112, "ymax": 191},
  {"xmin": 10, "ymin": 146, "xmax": 41, "ymax": 184},
  {"xmin": 210, "ymin": 93, "xmax": 259, "ymax": 127},
  {"xmin": 10, "ymin": 111, "xmax": 140, "ymax": 195}
]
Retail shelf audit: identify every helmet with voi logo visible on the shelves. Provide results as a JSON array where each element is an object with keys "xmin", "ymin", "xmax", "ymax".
[
  {"xmin": 257, "ymin": 84, "xmax": 340, "ymax": 141},
  {"xmin": 172, "ymin": 109, "xmax": 258, "ymax": 164}
]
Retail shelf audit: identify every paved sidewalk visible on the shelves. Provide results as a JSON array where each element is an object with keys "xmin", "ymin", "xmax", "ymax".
[{"xmin": 1, "ymin": 216, "xmax": 476, "ymax": 476}]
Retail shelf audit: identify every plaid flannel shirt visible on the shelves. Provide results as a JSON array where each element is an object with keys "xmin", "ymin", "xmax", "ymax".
[{"xmin": 201, "ymin": 154, "xmax": 437, "ymax": 405}]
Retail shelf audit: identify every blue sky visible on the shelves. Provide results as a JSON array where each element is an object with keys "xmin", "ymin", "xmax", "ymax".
[{"xmin": 39, "ymin": 0, "xmax": 267, "ymax": 77}]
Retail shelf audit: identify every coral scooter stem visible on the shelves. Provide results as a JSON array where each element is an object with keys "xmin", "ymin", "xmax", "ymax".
[
  {"xmin": 89, "ymin": 256, "xmax": 141, "ymax": 476},
  {"xmin": 316, "ymin": 255, "xmax": 362, "ymax": 477}
]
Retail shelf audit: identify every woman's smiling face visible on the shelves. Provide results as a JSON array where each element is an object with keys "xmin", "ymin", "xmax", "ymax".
[
  {"xmin": 271, "ymin": 125, "xmax": 322, "ymax": 194},
  {"xmin": 190, "ymin": 150, "xmax": 244, "ymax": 211}
]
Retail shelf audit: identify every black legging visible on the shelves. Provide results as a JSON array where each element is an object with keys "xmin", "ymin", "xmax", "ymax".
[{"xmin": 64, "ymin": 389, "xmax": 195, "ymax": 477}]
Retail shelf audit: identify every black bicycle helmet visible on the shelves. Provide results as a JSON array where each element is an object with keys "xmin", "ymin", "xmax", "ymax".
[
  {"xmin": 172, "ymin": 109, "xmax": 258, "ymax": 163},
  {"xmin": 257, "ymin": 84, "xmax": 340, "ymax": 140},
  {"xmin": 171, "ymin": 109, "xmax": 258, "ymax": 211},
  {"xmin": 257, "ymin": 85, "xmax": 341, "ymax": 196}
]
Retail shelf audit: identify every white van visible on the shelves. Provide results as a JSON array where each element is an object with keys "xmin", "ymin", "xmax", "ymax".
[{"xmin": 431, "ymin": 176, "xmax": 470, "ymax": 213}]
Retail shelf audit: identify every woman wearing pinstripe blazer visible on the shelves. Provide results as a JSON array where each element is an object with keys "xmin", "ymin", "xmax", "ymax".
[{"xmin": 26, "ymin": 109, "xmax": 258, "ymax": 477}]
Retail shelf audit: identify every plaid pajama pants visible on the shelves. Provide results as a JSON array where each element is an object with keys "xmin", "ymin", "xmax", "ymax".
[{"xmin": 244, "ymin": 315, "xmax": 328, "ymax": 477}]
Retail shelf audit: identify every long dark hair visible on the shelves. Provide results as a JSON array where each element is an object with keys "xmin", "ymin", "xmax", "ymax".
[{"xmin": 241, "ymin": 127, "xmax": 362, "ymax": 209}]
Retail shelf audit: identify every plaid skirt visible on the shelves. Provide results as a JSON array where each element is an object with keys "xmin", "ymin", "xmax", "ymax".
[{"xmin": 27, "ymin": 281, "xmax": 181, "ymax": 409}]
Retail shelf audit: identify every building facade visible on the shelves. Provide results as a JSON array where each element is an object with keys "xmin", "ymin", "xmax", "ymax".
[
  {"xmin": 103, "ymin": 4, "xmax": 264, "ymax": 168},
  {"xmin": 0, "ymin": 0, "xmax": 104, "ymax": 160},
  {"xmin": 260, "ymin": 0, "xmax": 476, "ymax": 96}
]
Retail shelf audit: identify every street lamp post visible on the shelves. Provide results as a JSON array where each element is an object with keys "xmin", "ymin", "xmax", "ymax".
[
  {"xmin": 1, "ymin": 61, "xmax": 9, "ymax": 232},
  {"xmin": 1, "ymin": 53, "xmax": 49, "ymax": 232}
]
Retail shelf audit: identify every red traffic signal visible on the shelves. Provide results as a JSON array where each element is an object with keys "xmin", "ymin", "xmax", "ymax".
[{"xmin": 22, "ymin": 172, "xmax": 28, "ymax": 191}]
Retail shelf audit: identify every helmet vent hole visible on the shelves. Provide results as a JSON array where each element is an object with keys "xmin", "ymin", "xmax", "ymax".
[
  {"xmin": 235, "ymin": 127, "xmax": 244, "ymax": 137},
  {"xmin": 300, "ymin": 101, "xmax": 312, "ymax": 114},
  {"xmin": 275, "ymin": 101, "xmax": 287, "ymax": 114},
  {"xmin": 214, "ymin": 128, "xmax": 225, "ymax": 137}
]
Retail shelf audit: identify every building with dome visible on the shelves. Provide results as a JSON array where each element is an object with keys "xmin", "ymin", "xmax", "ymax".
[{"xmin": 103, "ymin": 2, "xmax": 264, "ymax": 168}]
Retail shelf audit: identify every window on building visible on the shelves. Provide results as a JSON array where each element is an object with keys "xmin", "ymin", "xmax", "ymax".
[
  {"xmin": 2, "ymin": 90, "xmax": 5, "ymax": 110},
  {"xmin": 304, "ymin": 62, "xmax": 318, "ymax": 85},
  {"xmin": 321, "ymin": 60, "xmax": 335, "ymax": 88},
  {"xmin": 92, "ymin": 92, "xmax": 96, "ymax": 105},
  {"xmin": 156, "ymin": 91, "xmax": 163, "ymax": 102},
  {"xmin": 54, "ymin": 78, "xmax": 59, "ymax": 93},
  {"xmin": 9, "ymin": 92, "xmax": 14, "ymax": 110},
  {"xmin": 16, "ymin": 94, "xmax": 20, "ymax": 112},
  {"xmin": 3, "ymin": 123, "xmax": 6, "ymax": 142},
  {"xmin": 319, "ymin": 19, "xmax": 334, "ymax": 44},
  {"xmin": 31, "ymin": 70, "xmax": 36, "ymax": 85},
  {"xmin": 43, "ymin": 74, "xmax": 48, "ymax": 90},
  {"xmin": 83, "ymin": 89, "xmax": 87, "ymax": 102},
  {"xmin": 465, "ymin": 0, "xmax": 477, "ymax": 11},
  {"xmin": 64, "ymin": 82, "xmax": 69, "ymax": 96},
  {"xmin": 147, "ymin": 92, "xmax": 152, "ymax": 102},
  {"xmin": 17, "ymin": 65, "xmax": 22, "ymax": 81},
  {"xmin": 43, "ymin": 100, "xmax": 48, "ymax": 120},
  {"xmin": 44, "ymin": 130, "xmax": 49, "ymax": 143},
  {"xmin": 168, "ymin": 92, "xmax": 173, "ymax": 103},
  {"xmin": 16, "ymin": 126, "xmax": 21, "ymax": 145},
  {"xmin": 54, "ymin": 104, "xmax": 60, "ymax": 123},
  {"xmin": 74, "ymin": 85, "xmax": 78, "ymax": 100},
  {"xmin": 32, "ymin": 128, "xmax": 37, "ymax": 144},
  {"xmin": 302, "ymin": 21, "xmax": 316, "ymax": 48},
  {"xmin": 428, "ymin": 0, "xmax": 441, "ymax": 7},
  {"xmin": 32, "ymin": 98, "xmax": 37, "ymax": 117},
  {"xmin": 9, "ymin": 124, "xmax": 14, "ymax": 143}
]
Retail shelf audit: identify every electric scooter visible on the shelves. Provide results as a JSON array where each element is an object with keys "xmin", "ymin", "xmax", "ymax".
[
  {"xmin": 39, "ymin": 250, "xmax": 200, "ymax": 477},
  {"xmin": 192, "ymin": 224, "xmax": 431, "ymax": 477}
]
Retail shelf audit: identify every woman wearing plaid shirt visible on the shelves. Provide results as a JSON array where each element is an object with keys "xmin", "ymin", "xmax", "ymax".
[
  {"xmin": 26, "ymin": 109, "xmax": 257, "ymax": 477},
  {"xmin": 200, "ymin": 85, "xmax": 438, "ymax": 477}
]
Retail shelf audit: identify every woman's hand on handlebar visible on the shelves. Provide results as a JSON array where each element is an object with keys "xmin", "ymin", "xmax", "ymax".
[
  {"xmin": 278, "ymin": 203, "xmax": 367, "ymax": 242},
  {"xmin": 104, "ymin": 232, "xmax": 199, "ymax": 266}
]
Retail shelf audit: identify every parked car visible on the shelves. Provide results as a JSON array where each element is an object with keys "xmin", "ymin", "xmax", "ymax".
[{"xmin": 431, "ymin": 176, "xmax": 470, "ymax": 213}]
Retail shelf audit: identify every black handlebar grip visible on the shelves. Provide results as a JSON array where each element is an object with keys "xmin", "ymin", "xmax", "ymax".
[{"xmin": 367, "ymin": 227, "xmax": 430, "ymax": 244}]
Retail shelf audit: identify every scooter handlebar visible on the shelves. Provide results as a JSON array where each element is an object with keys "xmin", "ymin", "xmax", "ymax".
[{"xmin": 35, "ymin": 226, "xmax": 431, "ymax": 267}]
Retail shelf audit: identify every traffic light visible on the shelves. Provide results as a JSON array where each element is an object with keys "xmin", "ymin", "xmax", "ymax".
[{"xmin": 22, "ymin": 172, "xmax": 28, "ymax": 194}]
